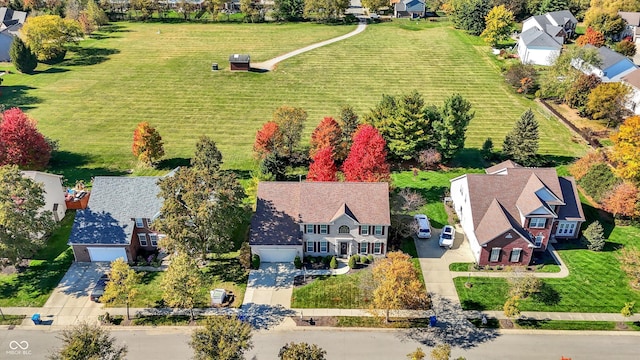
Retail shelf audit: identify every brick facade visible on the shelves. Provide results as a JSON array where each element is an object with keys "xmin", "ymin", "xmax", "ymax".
[{"xmin": 480, "ymin": 233, "xmax": 532, "ymax": 266}]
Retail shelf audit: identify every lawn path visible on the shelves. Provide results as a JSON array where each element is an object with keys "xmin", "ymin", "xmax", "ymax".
[{"xmin": 252, "ymin": 21, "xmax": 367, "ymax": 71}]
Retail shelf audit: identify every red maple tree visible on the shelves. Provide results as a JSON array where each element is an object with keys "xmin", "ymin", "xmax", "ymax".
[
  {"xmin": 310, "ymin": 117, "xmax": 342, "ymax": 158},
  {"xmin": 253, "ymin": 121, "xmax": 282, "ymax": 159},
  {"xmin": 602, "ymin": 182, "xmax": 639, "ymax": 219},
  {"xmin": 342, "ymin": 125, "xmax": 390, "ymax": 182},
  {"xmin": 0, "ymin": 108, "xmax": 51, "ymax": 170},
  {"xmin": 307, "ymin": 146, "xmax": 338, "ymax": 182}
]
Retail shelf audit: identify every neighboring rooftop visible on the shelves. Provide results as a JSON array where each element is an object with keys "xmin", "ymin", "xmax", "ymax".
[
  {"xmin": 622, "ymin": 68, "xmax": 640, "ymax": 89},
  {"xmin": 519, "ymin": 27, "xmax": 562, "ymax": 48},
  {"xmin": 619, "ymin": 11, "xmax": 640, "ymax": 26},
  {"xmin": 584, "ymin": 44, "xmax": 633, "ymax": 70}
]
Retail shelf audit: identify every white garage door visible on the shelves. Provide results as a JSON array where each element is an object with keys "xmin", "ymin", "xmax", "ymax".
[
  {"xmin": 259, "ymin": 249, "xmax": 297, "ymax": 263},
  {"xmin": 88, "ymin": 247, "xmax": 127, "ymax": 262}
]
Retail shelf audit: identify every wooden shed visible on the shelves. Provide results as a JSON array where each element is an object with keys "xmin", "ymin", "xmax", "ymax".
[{"xmin": 229, "ymin": 54, "xmax": 250, "ymax": 71}]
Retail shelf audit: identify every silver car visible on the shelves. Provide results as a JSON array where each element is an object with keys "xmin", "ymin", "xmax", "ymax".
[{"xmin": 439, "ymin": 225, "xmax": 455, "ymax": 249}]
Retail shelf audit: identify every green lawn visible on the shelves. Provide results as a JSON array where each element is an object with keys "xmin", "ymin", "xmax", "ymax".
[
  {"xmin": 105, "ymin": 252, "xmax": 248, "ymax": 309},
  {"xmin": 0, "ymin": 212, "xmax": 75, "ymax": 307},
  {"xmin": 1, "ymin": 20, "xmax": 586, "ymax": 184},
  {"xmin": 0, "ymin": 315, "xmax": 26, "ymax": 325},
  {"xmin": 291, "ymin": 271, "xmax": 369, "ymax": 309},
  {"xmin": 448, "ymin": 262, "xmax": 561, "ymax": 273}
]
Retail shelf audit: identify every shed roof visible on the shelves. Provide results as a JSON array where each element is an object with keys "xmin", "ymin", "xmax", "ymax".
[{"xmin": 229, "ymin": 54, "xmax": 250, "ymax": 63}]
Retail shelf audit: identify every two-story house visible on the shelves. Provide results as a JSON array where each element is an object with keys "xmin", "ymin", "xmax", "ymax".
[
  {"xmin": 517, "ymin": 10, "xmax": 578, "ymax": 66},
  {"xmin": 450, "ymin": 161, "xmax": 584, "ymax": 266},
  {"xmin": 21, "ymin": 171, "xmax": 67, "ymax": 223},
  {"xmin": 68, "ymin": 176, "xmax": 164, "ymax": 262},
  {"xmin": 249, "ymin": 182, "xmax": 390, "ymax": 263}
]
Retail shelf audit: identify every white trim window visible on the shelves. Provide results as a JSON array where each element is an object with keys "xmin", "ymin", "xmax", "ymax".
[
  {"xmin": 556, "ymin": 222, "xmax": 576, "ymax": 236},
  {"xmin": 305, "ymin": 224, "xmax": 314, "ymax": 234},
  {"xmin": 138, "ymin": 233, "xmax": 148, "ymax": 246},
  {"xmin": 135, "ymin": 218, "xmax": 144, "ymax": 228},
  {"xmin": 360, "ymin": 226, "xmax": 369, "ymax": 236},
  {"xmin": 320, "ymin": 241, "xmax": 328, "ymax": 253},
  {"xmin": 373, "ymin": 243, "xmax": 382, "ymax": 254},
  {"xmin": 374, "ymin": 226, "xmax": 383, "ymax": 235},
  {"xmin": 510, "ymin": 248, "xmax": 522, "ymax": 263},
  {"xmin": 490, "ymin": 247, "xmax": 501, "ymax": 262},
  {"xmin": 529, "ymin": 217, "xmax": 546, "ymax": 228},
  {"xmin": 319, "ymin": 225, "xmax": 328, "ymax": 235},
  {"xmin": 338, "ymin": 225, "xmax": 350, "ymax": 234},
  {"xmin": 359, "ymin": 242, "xmax": 368, "ymax": 254},
  {"xmin": 149, "ymin": 233, "xmax": 158, "ymax": 247},
  {"xmin": 306, "ymin": 241, "xmax": 314, "ymax": 252},
  {"xmin": 535, "ymin": 235, "xmax": 544, "ymax": 247}
]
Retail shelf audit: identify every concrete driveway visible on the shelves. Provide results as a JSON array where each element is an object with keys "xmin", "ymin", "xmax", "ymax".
[
  {"xmin": 23, "ymin": 262, "xmax": 110, "ymax": 327},
  {"xmin": 242, "ymin": 263, "xmax": 297, "ymax": 308},
  {"xmin": 414, "ymin": 227, "xmax": 474, "ymax": 305}
]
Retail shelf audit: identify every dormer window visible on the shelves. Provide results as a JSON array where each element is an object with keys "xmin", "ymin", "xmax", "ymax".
[
  {"xmin": 529, "ymin": 218, "xmax": 546, "ymax": 228},
  {"xmin": 135, "ymin": 218, "xmax": 144, "ymax": 228},
  {"xmin": 338, "ymin": 225, "xmax": 350, "ymax": 234}
]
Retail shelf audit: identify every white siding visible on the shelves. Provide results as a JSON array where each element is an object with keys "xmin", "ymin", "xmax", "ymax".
[
  {"xmin": 21, "ymin": 171, "xmax": 67, "ymax": 222},
  {"xmin": 518, "ymin": 41, "xmax": 560, "ymax": 66},
  {"xmin": 250, "ymin": 245, "xmax": 303, "ymax": 262},
  {"xmin": 450, "ymin": 176, "xmax": 481, "ymax": 263}
]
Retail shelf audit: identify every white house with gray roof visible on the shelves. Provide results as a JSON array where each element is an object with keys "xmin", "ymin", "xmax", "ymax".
[
  {"xmin": 68, "ymin": 176, "xmax": 164, "ymax": 262},
  {"xmin": 575, "ymin": 44, "xmax": 637, "ymax": 82},
  {"xmin": 0, "ymin": 7, "xmax": 27, "ymax": 62},
  {"xmin": 517, "ymin": 10, "xmax": 577, "ymax": 66}
]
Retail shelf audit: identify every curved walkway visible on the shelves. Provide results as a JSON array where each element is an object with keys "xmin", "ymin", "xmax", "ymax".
[{"xmin": 251, "ymin": 21, "xmax": 367, "ymax": 71}]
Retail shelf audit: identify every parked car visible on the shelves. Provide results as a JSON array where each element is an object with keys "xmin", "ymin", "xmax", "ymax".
[
  {"xmin": 439, "ymin": 225, "xmax": 455, "ymax": 248},
  {"xmin": 414, "ymin": 214, "xmax": 432, "ymax": 239},
  {"xmin": 90, "ymin": 274, "xmax": 109, "ymax": 302}
]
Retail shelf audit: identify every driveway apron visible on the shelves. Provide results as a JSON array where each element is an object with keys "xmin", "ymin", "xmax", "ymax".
[{"xmin": 242, "ymin": 263, "xmax": 296, "ymax": 308}]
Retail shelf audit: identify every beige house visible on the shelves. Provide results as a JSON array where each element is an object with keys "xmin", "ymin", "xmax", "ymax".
[
  {"xmin": 21, "ymin": 171, "xmax": 66, "ymax": 222},
  {"xmin": 249, "ymin": 182, "xmax": 390, "ymax": 262}
]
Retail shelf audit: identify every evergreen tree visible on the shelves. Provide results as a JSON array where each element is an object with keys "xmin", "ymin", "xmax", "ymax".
[
  {"xmin": 539, "ymin": 0, "xmax": 568, "ymax": 14},
  {"xmin": 433, "ymin": 93, "xmax": 474, "ymax": 161},
  {"xmin": 502, "ymin": 109, "xmax": 539, "ymax": 166},
  {"xmin": 9, "ymin": 37, "xmax": 38, "ymax": 74}
]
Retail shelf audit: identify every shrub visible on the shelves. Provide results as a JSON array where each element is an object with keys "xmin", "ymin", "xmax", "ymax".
[
  {"xmin": 239, "ymin": 242, "xmax": 251, "ymax": 270},
  {"xmin": 348, "ymin": 255, "xmax": 356, "ymax": 268},
  {"xmin": 577, "ymin": 163, "xmax": 621, "ymax": 202},
  {"xmin": 352, "ymin": 254, "xmax": 360, "ymax": 263},
  {"xmin": 330, "ymin": 256, "xmax": 338, "ymax": 269},
  {"xmin": 569, "ymin": 152, "xmax": 606, "ymax": 181},
  {"xmin": 504, "ymin": 63, "xmax": 537, "ymax": 93},
  {"xmin": 615, "ymin": 40, "xmax": 636, "ymax": 57},
  {"xmin": 309, "ymin": 256, "xmax": 317, "ymax": 264},
  {"xmin": 315, "ymin": 256, "xmax": 323, "ymax": 264},
  {"xmin": 323, "ymin": 256, "xmax": 332, "ymax": 266},
  {"xmin": 294, "ymin": 256, "xmax": 302, "ymax": 269},
  {"xmin": 621, "ymin": 301, "xmax": 636, "ymax": 317},
  {"xmin": 251, "ymin": 254, "xmax": 260, "ymax": 269},
  {"xmin": 583, "ymin": 221, "xmax": 606, "ymax": 251},
  {"xmin": 367, "ymin": 254, "xmax": 374, "ymax": 263},
  {"xmin": 417, "ymin": 148, "xmax": 442, "ymax": 169},
  {"xmin": 481, "ymin": 137, "xmax": 494, "ymax": 161},
  {"xmin": 361, "ymin": 256, "xmax": 369, "ymax": 264}
]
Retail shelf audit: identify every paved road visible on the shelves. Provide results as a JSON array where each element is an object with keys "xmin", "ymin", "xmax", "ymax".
[{"xmin": 3, "ymin": 327, "xmax": 640, "ymax": 359}]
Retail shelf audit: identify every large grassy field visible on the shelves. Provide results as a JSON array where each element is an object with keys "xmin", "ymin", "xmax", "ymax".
[{"xmin": 1, "ymin": 20, "xmax": 586, "ymax": 183}]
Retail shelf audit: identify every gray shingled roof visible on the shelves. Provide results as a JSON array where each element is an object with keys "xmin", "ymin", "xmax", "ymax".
[
  {"xmin": 520, "ymin": 27, "xmax": 562, "ymax": 48},
  {"xmin": 68, "ymin": 176, "xmax": 163, "ymax": 245},
  {"xmin": 229, "ymin": 54, "xmax": 250, "ymax": 63},
  {"xmin": 250, "ymin": 182, "xmax": 390, "ymax": 246},
  {"xmin": 557, "ymin": 177, "xmax": 585, "ymax": 222},
  {"xmin": 584, "ymin": 44, "xmax": 631, "ymax": 71},
  {"xmin": 546, "ymin": 10, "xmax": 577, "ymax": 26},
  {"xmin": 619, "ymin": 11, "xmax": 640, "ymax": 27}
]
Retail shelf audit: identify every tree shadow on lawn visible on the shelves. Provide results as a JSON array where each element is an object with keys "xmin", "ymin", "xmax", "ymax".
[
  {"xmin": 48, "ymin": 151, "xmax": 128, "ymax": 185},
  {"xmin": 0, "ymin": 85, "xmax": 41, "ymax": 110},
  {"xmin": 34, "ymin": 67, "xmax": 69, "ymax": 75},
  {"xmin": 203, "ymin": 258, "xmax": 248, "ymax": 285},
  {"xmin": 100, "ymin": 24, "xmax": 132, "ymax": 33},
  {"xmin": 156, "ymin": 157, "xmax": 191, "ymax": 170},
  {"xmin": 60, "ymin": 46, "xmax": 121, "ymax": 66},
  {"xmin": 532, "ymin": 283, "xmax": 561, "ymax": 306}
]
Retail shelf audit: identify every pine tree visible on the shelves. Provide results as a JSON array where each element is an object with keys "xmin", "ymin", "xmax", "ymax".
[
  {"xmin": 9, "ymin": 37, "xmax": 38, "ymax": 74},
  {"xmin": 502, "ymin": 109, "xmax": 539, "ymax": 166},
  {"xmin": 539, "ymin": 0, "xmax": 568, "ymax": 14},
  {"xmin": 307, "ymin": 146, "xmax": 337, "ymax": 181},
  {"xmin": 434, "ymin": 93, "xmax": 474, "ymax": 161}
]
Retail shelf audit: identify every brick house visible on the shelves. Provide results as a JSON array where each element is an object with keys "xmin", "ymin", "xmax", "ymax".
[
  {"xmin": 249, "ymin": 182, "xmax": 390, "ymax": 262},
  {"xmin": 68, "ymin": 176, "xmax": 164, "ymax": 262},
  {"xmin": 450, "ymin": 160, "xmax": 584, "ymax": 266}
]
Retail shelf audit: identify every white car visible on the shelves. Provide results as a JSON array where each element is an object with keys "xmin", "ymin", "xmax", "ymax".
[
  {"xmin": 439, "ymin": 225, "xmax": 455, "ymax": 248},
  {"xmin": 414, "ymin": 214, "xmax": 431, "ymax": 239}
]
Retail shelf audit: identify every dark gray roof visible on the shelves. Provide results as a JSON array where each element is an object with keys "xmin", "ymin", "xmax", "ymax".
[
  {"xmin": 520, "ymin": 27, "xmax": 562, "ymax": 48},
  {"xmin": 229, "ymin": 54, "xmax": 250, "ymax": 63},
  {"xmin": 546, "ymin": 10, "xmax": 577, "ymax": 26},
  {"xmin": 557, "ymin": 177, "xmax": 585, "ymax": 222},
  {"xmin": 68, "ymin": 176, "xmax": 163, "ymax": 245},
  {"xmin": 0, "ymin": 7, "xmax": 26, "ymax": 27},
  {"xmin": 585, "ymin": 44, "xmax": 631, "ymax": 71}
]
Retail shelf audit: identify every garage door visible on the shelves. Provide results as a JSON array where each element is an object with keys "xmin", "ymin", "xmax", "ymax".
[
  {"xmin": 259, "ymin": 249, "xmax": 297, "ymax": 263},
  {"xmin": 88, "ymin": 247, "xmax": 127, "ymax": 262}
]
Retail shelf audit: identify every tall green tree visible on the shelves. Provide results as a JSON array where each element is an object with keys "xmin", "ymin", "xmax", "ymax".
[
  {"xmin": 361, "ymin": 0, "xmax": 388, "ymax": 13},
  {"xmin": 21, "ymin": 15, "xmax": 83, "ymax": 62},
  {"xmin": 538, "ymin": 0, "xmax": 568, "ymax": 13},
  {"xmin": 272, "ymin": 105, "xmax": 308, "ymax": 155},
  {"xmin": 449, "ymin": 0, "xmax": 492, "ymax": 36},
  {"xmin": 9, "ymin": 37, "xmax": 38, "ymax": 74},
  {"xmin": 101, "ymin": 258, "xmax": 142, "ymax": 320},
  {"xmin": 48, "ymin": 322, "xmax": 127, "ymax": 360},
  {"xmin": 191, "ymin": 135, "xmax": 223, "ymax": 175},
  {"xmin": 538, "ymin": 46, "xmax": 601, "ymax": 100},
  {"xmin": 279, "ymin": 342, "xmax": 327, "ymax": 360},
  {"xmin": 481, "ymin": 5, "xmax": 514, "ymax": 46},
  {"xmin": 274, "ymin": 0, "xmax": 305, "ymax": 21},
  {"xmin": 337, "ymin": 104, "xmax": 360, "ymax": 160},
  {"xmin": 161, "ymin": 252, "xmax": 203, "ymax": 320},
  {"xmin": 190, "ymin": 316, "xmax": 253, "ymax": 360},
  {"xmin": 304, "ymin": 0, "xmax": 350, "ymax": 21},
  {"xmin": 0, "ymin": 165, "xmax": 54, "ymax": 264},
  {"xmin": 433, "ymin": 93, "xmax": 474, "ymax": 161},
  {"xmin": 502, "ymin": 109, "xmax": 539, "ymax": 166}
]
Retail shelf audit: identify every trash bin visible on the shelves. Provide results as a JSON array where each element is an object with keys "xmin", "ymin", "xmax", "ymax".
[
  {"xmin": 429, "ymin": 315, "xmax": 437, "ymax": 327},
  {"xmin": 32, "ymin": 313, "xmax": 41, "ymax": 325},
  {"xmin": 212, "ymin": 63, "xmax": 219, "ymax": 71}
]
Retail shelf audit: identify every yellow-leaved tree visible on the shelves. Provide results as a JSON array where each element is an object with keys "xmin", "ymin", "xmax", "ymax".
[
  {"xmin": 481, "ymin": 5, "xmax": 514, "ymax": 47},
  {"xmin": 101, "ymin": 258, "xmax": 141, "ymax": 320},
  {"xmin": 611, "ymin": 115, "xmax": 640, "ymax": 183},
  {"xmin": 21, "ymin": 15, "xmax": 82, "ymax": 62},
  {"xmin": 368, "ymin": 251, "xmax": 430, "ymax": 323}
]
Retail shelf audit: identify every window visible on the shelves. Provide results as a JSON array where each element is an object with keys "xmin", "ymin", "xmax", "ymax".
[
  {"xmin": 374, "ymin": 226, "xmax": 383, "ymax": 236},
  {"xmin": 320, "ymin": 241, "xmax": 328, "ymax": 253},
  {"xmin": 339, "ymin": 225, "xmax": 350, "ymax": 234},
  {"xmin": 373, "ymin": 243, "xmax": 382, "ymax": 254},
  {"xmin": 359, "ymin": 242, "xmax": 368, "ymax": 254},
  {"xmin": 535, "ymin": 235, "xmax": 544, "ymax": 247},
  {"xmin": 135, "ymin": 218, "xmax": 145, "ymax": 228},
  {"xmin": 360, "ymin": 226, "xmax": 369, "ymax": 236},
  {"xmin": 138, "ymin": 233, "xmax": 148, "ymax": 246},
  {"xmin": 149, "ymin": 234, "xmax": 158, "ymax": 247},
  {"xmin": 305, "ymin": 224, "xmax": 314, "ymax": 234},
  {"xmin": 306, "ymin": 241, "xmax": 314, "ymax": 252},
  {"xmin": 319, "ymin": 225, "xmax": 328, "ymax": 235},
  {"xmin": 529, "ymin": 218, "xmax": 546, "ymax": 228},
  {"xmin": 510, "ymin": 248, "xmax": 522, "ymax": 263},
  {"xmin": 490, "ymin": 248, "xmax": 501, "ymax": 262},
  {"xmin": 53, "ymin": 203, "xmax": 59, "ymax": 211}
]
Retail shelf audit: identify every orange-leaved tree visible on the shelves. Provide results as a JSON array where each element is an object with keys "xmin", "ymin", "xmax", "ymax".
[
  {"xmin": 253, "ymin": 121, "xmax": 282, "ymax": 160},
  {"xmin": 307, "ymin": 146, "xmax": 337, "ymax": 182},
  {"xmin": 602, "ymin": 182, "xmax": 640, "ymax": 219},
  {"xmin": 610, "ymin": 115, "xmax": 640, "ymax": 182},
  {"xmin": 342, "ymin": 125, "xmax": 390, "ymax": 182},
  {"xmin": 576, "ymin": 27, "xmax": 606, "ymax": 47},
  {"xmin": 569, "ymin": 151, "xmax": 607, "ymax": 181},
  {"xmin": 369, "ymin": 252, "xmax": 429, "ymax": 323},
  {"xmin": 132, "ymin": 122, "xmax": 164, "ymax": 167},
  {"xmin": 309, "ymin": 117, "xmax": 342, "ymax": 158}
]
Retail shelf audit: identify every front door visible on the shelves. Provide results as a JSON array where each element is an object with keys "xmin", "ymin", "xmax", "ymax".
[{"xmin": 340, "ymin": 242, "xmax": 348, "ymax": 256}]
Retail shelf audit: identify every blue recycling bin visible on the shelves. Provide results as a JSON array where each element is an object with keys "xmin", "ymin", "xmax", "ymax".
[
  {"xmin": 32, "ymin": 313, "xmax": 41, "ymax": 325},
  {"xmin": 429, "ymin": 315, "xmax": 437, "ymax": 327}
]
